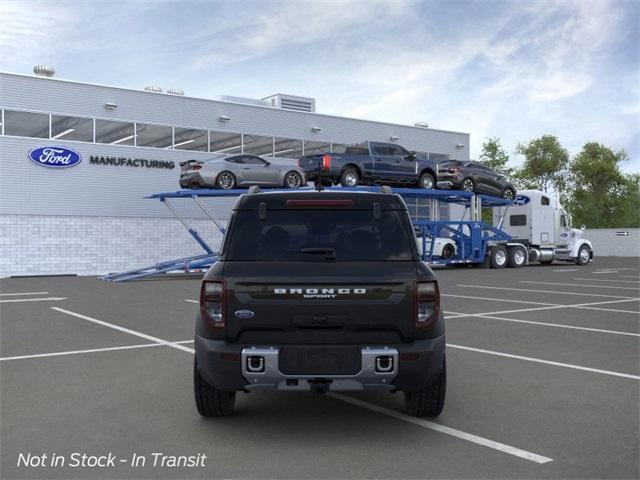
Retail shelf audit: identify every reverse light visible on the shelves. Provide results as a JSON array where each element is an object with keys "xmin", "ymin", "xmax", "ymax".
[
  {"xmin": 415, "ymin": 280, "xmax": 439, "ymax": 329},
  {"xmin": 322, "ymin": 154, "xmax": 332, "ymax": 170},
  {"xmin": 200, "ymin": 280, "xmax": 225, "ymax": 328}
]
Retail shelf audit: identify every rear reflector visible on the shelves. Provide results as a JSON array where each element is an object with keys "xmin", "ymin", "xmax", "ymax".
[
  {"xmin": 286, "ymin": 199, "xmax": 354, "ymax": 208},
  {"xmin": 400, "ymin": 353, "xmax": 419, "ymax": 361}
]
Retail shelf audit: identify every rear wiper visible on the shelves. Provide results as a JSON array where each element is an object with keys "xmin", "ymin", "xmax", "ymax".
[{"xmin": 295, "ymin": 247, "xmax": 336, "ymax": 260}]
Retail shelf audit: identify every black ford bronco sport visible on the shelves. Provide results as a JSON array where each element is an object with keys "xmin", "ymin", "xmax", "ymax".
[{"xmin": 194, "ymin": 188, "xmax": 446, "ymax": 417}]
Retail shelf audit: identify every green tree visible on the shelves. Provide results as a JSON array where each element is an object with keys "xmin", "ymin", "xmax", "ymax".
[
  {"xmin": 515, "ymin": 135, "xmax": 569, "ymax": 193},
  {"xmin": 479, "ymin": 137, "xmax": 513, "ymax": 176},
  {"xmin": 565, "ymin": 142, "xmax": 638, "ymax": 228}
]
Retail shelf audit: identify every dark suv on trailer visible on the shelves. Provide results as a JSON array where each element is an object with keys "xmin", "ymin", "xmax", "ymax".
[{"xmin": 194, "ymin": 188, "xmax": 446, "ymax": 417}]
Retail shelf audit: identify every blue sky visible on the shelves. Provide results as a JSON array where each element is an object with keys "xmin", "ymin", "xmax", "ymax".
[{"xmin": 1, "ymin": 0, "xmax": 638, "ymax": 172}]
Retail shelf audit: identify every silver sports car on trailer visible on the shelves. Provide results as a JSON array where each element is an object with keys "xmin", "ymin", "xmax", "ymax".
[{"xmin": 179, "ymin": 154, "xmax": 307, "ymax": 189}]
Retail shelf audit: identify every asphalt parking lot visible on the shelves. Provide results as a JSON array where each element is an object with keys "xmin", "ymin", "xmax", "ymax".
[{"xmin": 1, "ymin": 257, "xmax": 638, "ymax": 479}]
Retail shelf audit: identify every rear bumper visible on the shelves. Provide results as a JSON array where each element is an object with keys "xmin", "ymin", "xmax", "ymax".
[
  {"xmin": 179, "ymin": 172, "xmax": 206, "ymax": 188},
  {"xmin": 436, "ymin": 174, "xmax": 463, "ymax": 189},
  {"xmin": 195, "ymin": 336, "xmax": 445, "ymax": 392}
]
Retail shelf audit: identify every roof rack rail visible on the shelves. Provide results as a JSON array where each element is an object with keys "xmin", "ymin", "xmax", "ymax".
[{"xmin": 247, "ymin": 185, "xmax": 261, "ymax": 194}]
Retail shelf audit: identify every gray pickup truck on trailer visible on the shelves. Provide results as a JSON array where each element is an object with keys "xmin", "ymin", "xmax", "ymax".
[
  {"xmin": 194, "ymin": 188, "xmax": 446, "ymax": 417},
  {"xmin": 298, "ymin": 141, "xmax": 439, "ymax": 189}
]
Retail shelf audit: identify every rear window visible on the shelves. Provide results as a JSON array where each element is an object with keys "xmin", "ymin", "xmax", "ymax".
[
  {"xmin": 225, "ymin": 210, "xmax": 415, "ymax": 261},
  {"xmin": 344, "ymin": 147, "xmax": 369, "ymax": 156}
]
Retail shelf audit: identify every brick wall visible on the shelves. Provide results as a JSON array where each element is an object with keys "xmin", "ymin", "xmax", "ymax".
[{"xmin": 0, "ymin": 215, "xmax": 224, "ymax": 277}]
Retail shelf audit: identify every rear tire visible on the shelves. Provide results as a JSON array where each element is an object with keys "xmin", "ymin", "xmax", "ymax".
[
  {"xmin": 216, "ymin": 171, "xmax": 236, "ymax": 190},
  {"xmin": 194, "ymin": 361, "xmax": 236, "ymax": 417},
  {"xmin": 507, "ymin": 246, "xmax": 526, "ymax": 268},
  {"xmin": 503, "ymin": 188, "xmax": 516, "ymax": 201},
  {"xmin": 490, "ymin": 245, "xmax": 508, "ymax": 269},
  {"xmin": 284, "ymin": 170, "xmax": 303, "ymax": 189},
  {"xmin": 461, "ymin": 177, "xmax": 475, "ymax": 192},
  {"xmin": 441, "ymin": 243, "xmax": 455, "ymax": 259},
  {"xmin": 340, "ymin": 168, "xmax": 359, "ymax": 187},
  {"xmin": 404, "ymin": 358, "xmax": 446, "ymax": 417},
  {"xmin": 419, "ymin": 172, "xmax": 435, "ymax": 189}
]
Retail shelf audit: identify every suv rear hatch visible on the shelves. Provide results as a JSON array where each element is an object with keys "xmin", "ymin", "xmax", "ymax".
[{"xmin": 218, "ymin": 193, "xmax": 421, "ymax": 345}]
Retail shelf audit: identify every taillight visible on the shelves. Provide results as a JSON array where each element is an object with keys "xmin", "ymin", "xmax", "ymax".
[
  {"xmin": 297, "ymin": 159, "xmax": 302, "ymax": 167},
  {"xmin": 322, "ymin": 154, "xmax": 332, "ymax": 170},
  {"xmin": 415, "ymin": 280, "xmax": 439, "ymax": 329},
  {"xmin": 192, "ymin": 165, "xmax": 202, "ymax": 170},
  {"xmin": 200, "ymin": 280, "xmax": 225, "ymax": 329},
  {"xmin": 448, "ymin": 167, "xmax": 459, "ymax": 173}
]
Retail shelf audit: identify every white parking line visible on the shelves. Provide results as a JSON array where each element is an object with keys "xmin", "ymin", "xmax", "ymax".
[
  {"xmin": 448, "ymin": 344, "xmax": 640, "ymax": 380},
  {"xmin": 0, "ymin": 340, "xmax": 195, "ymax": 362},
  {"xmin": 620, "ymin": 275, "xmax": 640, "ymax": 279},
  {"xmin": 185, "ymin": 299, "xmax": 198, "ymax": 304},
  {"xmin": 552, "ymin": 269, "xmax": 579, "ymax": 272},
  {"xmin": 445, "ymin": 311, "xmax": 639, "ymax": 337},
  {"xmin": 521, "ymin": 281, "xmax": 639, "ymax": 291},
  {"xmin": 0, "ymin": 297, "xmax": 67, "ymax": 304},
  {"xmin": 572, "ymin": 278, "xmax": 640, "ymax": 284},
  {"xmin": 46, "ymin": 305, "xmax": 555, "ymax": 464},
  {"xmin": 442, "ymin": 294, "xmax": 558, "ymax": 307},
  {"xmin": 0, "ymin": 291, "xmax": 49, "ymax": 296},
  {"xmin": 328, "ymin": 393, "xmax": 553, "ymax": 464},
  {"xmin": 51, "ymin": 307, "xmax": 195, "ymax": 354},
  {"xmin": 445, "ymin": 298, "xmax": 640, "ymax": 317},
  {"xmin": 456, "ymin": 284, "xmax": 637, "ymax": 299}
]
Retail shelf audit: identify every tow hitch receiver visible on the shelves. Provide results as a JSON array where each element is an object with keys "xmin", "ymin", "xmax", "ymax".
[{"xmin": 308, "ymin": 378, "xmax": 332, "ymax": 394}]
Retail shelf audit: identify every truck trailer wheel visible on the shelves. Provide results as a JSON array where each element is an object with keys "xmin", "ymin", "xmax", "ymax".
[
  {"xmin": 576, "ymin": 245, "xmax": 591, "ymax": 265},
  {"xmin": 507, "ymin": 246, "xmax": 526, "ymax": 268},
  {"xmin": 490, "ymin": 245, "xmax": 508, "ymax": 269},
  {"xmin": 404, "ymin": 358, "xmax": 446, "ymax": 417},
  {"xmin": 194, "ymin": 361, "xmax": 236, "ymax": 417}
]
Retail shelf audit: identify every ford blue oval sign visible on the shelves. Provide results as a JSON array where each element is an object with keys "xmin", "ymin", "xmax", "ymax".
[
  {"xmin": 234, "ymin": 310, "xmax": 255, "ymax": 319},
  {"xmin": 28, "ymin": 146, "xmax": 82, "ymax": 168},
  {"xmin": 513, "ymin": 195, "xmax": 530, "ymax": 206}
]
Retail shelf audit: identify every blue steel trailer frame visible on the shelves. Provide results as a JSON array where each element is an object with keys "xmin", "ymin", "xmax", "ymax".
[{"xmin": 101, "ymin": 186, "xmax": 512, "ymax": 281}]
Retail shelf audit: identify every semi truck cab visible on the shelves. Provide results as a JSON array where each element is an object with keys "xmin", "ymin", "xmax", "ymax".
[{"xmin": 494, "ymin": 190, "xmax": 593, "ymax": 265}]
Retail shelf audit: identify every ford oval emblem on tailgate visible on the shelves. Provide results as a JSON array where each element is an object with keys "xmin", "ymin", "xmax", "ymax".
[
  {"xmin": 28, "ymin": 146, "xmax": 82, "ymax": 168},
  {"xmin": 234, "ymin": 310, "xmax": 255, "ymax": 319}
]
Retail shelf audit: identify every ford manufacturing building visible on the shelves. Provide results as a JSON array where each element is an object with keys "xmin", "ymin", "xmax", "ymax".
[{"xmin": 0, "ymin": 69, "xmax": 470, "ymax": 278}]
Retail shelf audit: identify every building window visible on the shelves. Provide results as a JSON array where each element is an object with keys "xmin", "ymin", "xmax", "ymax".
[
  {"xmin": 3, "ymin": 110, "xmax": 49, "ymax": 138},
  {"xmin": 210, "ymin": 131, "xmax": 243, "ymax": 154},
  {"xmin": 95, "ymin": 119, "xmax": 135, "ymax": 145},
  {"xmin": 303, "ymin": 140, "xmax": 331, "ymax": 156},
  {"xmin": 51, "ymin": 114, "xmax": 93, "ymax": 142},
  {"xmin": 273, "ymin": 137, "xmax": 303, "ymax": 159},
  {"xmin": 135, "ymin": 123, "xmax": 173, "ymax": 148},
  {"xmin": 173, "ymin": 127, "xmax": 208, "ymax": 151},
  {"xmin": 243, "ymin": 134, "xmax": 274, "ymax": 156}
]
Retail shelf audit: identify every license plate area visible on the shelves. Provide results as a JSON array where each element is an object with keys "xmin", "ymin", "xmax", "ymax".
[{"xmin": 278, "ymin": 346, "xmax": 361, "ymax": 375}]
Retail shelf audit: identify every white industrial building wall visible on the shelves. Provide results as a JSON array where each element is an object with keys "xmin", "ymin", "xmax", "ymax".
[
  {"xmin": 0, "ymin": 215, "xmax": 224, "ymax": 277},
  {"xmin": 584, "ymin": 229, "xmax": 640, "ymax": 257}
]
